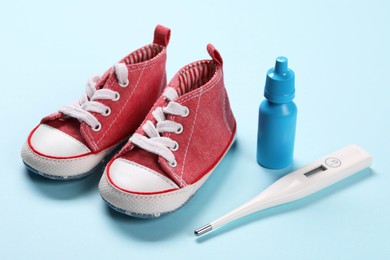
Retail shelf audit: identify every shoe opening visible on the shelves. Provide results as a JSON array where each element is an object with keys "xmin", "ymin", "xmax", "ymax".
[
  {"xmin": 123, "ymin": 44, "xmax": 164, "ymax": 65},
  {"xmin": 177, "ymin": 61, "xmax": 218, "ymax": 96}
]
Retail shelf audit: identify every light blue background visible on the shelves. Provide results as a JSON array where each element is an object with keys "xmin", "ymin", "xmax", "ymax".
[{"xmin": 1, "ymin": 0, "xmax": 389, "ymax": 259}]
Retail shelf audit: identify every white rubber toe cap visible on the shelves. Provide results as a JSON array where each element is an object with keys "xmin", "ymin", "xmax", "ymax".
[
  {"xmin": 30, "ymin": 124, "xmax": 91, "ymax": 157},
  {"xmin": 109, "ymin": 159, "xmax": 179, "ymax": 193}
]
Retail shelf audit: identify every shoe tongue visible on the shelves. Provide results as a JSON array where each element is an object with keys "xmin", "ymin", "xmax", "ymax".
[
  {"xmin": 166, "ymin": 76, "xmax": 183, "ymax": 97},
  {"xmin": 95, "ymin": 68, "xmax": 112, "ymax": 89}
]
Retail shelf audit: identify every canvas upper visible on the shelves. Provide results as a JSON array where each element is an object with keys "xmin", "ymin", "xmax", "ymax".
[{"xmin": 99, "ymin": 44, "xmax": 236, "ymax": 216}]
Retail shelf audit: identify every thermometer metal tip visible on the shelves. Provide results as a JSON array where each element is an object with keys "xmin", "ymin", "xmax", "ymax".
[{"xmin": 194, "ymin": 224, "xmax": 212, "ymax": 236}]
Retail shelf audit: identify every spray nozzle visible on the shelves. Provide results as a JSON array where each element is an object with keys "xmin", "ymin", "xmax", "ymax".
[
  {"xmin": 264, "ymin": 56, "xmax": 295, "ymax": 103},
  {"xmin": 274, "ymin": 56, "xmax": 288, "ymax": 74}
]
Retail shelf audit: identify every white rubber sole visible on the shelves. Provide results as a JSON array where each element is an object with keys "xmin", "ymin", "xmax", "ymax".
[
  {"xmin": 21, "ymin": 142, "xmax": 121, "ymax": 180},
  {"xmin": 99, "ymin": 136, "xmax": 236, "ymax": 217}
]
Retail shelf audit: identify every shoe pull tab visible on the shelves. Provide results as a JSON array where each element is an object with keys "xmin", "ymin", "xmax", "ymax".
[
  {"xmin": 207, "ymin": 43, "xmax": 223, "ymax": 67},
  {"xmin": 153, "ymin": 25, "xmax": 171, "ymax": 47}
]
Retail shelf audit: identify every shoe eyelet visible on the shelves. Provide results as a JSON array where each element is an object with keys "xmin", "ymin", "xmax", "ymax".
[
  {"xmin": 170, "ymin": 141, "xmax": 179, "ymax": 151},
  {"xmin": 182, "ymin": 107, "xmax": 190, "ymax": 117},
  {"xmin": 103, "ymin": 107, "xmax": 111, "ymax": 116},
  {"xmin": 169, "ymin": 160, "xmax": 177, "ymax": 167},
  {"xmin": 92, "ymin": 123, "xmax": 102, "ymax": 132},
  {"xmin": 175, "ymin": 125, "xmax": 183, "ymax": 134},
  {"xmin": 119, "ymin": 80, "xmax": 129, "ymax": 88},
  {"xmin": 113, "ymin": 92, "xmax": 120, "ymax": 101}
]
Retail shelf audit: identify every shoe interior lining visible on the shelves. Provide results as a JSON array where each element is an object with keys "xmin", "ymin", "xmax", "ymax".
[
  {"xmin": 177, "ymin": 61, "xmax": 217, "ymax": 96},
  {"xmin": 124, "ymin": 44, "xmax": 164, "ymax": 65}
]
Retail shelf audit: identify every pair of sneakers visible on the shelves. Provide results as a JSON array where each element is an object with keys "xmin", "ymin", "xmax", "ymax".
[{"xmin": 21, "ymin": 25, "xmax": 237, "ymax": 217}]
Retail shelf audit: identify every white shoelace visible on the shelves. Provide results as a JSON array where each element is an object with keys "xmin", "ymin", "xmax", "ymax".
[
  {"xmin": 59, "ymin": 63, "xmax": 129, "ymax": 131},
  {"xmin": 130, "ymin": 87, "xmax": 189, "ymax": 167}
]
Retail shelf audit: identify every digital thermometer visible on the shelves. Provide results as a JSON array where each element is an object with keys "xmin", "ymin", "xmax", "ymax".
[{"xmin": 194, "ymin": 145, "xmax": 372, "ymax": 236}]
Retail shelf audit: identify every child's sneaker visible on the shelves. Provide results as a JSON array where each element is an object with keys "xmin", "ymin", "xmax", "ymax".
[
  {"xmin": 21, "ymin": 25, "xmax": 171, "ymax": 180},
  {"xmin": 99, "ymin": 44, "xmax": 236, "ymax": 217}
]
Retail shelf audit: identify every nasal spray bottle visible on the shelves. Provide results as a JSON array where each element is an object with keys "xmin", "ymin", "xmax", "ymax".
[{"xmin": 257, "ymin": 56, "xmax": 297, "ymax": 169}]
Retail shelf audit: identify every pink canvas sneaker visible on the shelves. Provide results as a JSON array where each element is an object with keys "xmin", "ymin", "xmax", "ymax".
[
  {"xmin": 99, "ymin": 44, "xmax": 237, "ymax": 217},
  {"xmin": 21, "ymin": 25, "xmax": 171, "ymax": 180}
]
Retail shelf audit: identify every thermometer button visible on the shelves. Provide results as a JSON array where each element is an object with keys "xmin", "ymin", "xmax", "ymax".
[{"xmin": 325, "ymin": 157, "xmax": 341, "ymax": 168}]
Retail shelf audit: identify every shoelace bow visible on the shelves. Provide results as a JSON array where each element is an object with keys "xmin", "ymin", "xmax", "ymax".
[
  {"xmin": 59, "ymin": 63, "xmax": 129, "ymax": 131},
  {"xmin": 130, "ymin": 87, "xmax": 189, "ymax": 167}
]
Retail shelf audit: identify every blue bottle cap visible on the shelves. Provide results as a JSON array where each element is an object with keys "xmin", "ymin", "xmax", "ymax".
[{"xmin": 264, "ymin": 56, "xmax": 295, "ymax": 103}]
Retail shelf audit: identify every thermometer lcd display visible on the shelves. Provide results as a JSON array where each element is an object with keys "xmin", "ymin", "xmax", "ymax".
[{"xmin": 304, "ymin": 165, "xmax": 327, "ymax": 178}]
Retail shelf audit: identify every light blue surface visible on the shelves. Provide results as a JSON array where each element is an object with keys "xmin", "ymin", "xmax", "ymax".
[
  {"xmin": 258, "ymin": 56, "xmax": 297, "ymax": 169},
  {"xmin": 1, "ymin": 0, "xmax": 389, "ymax": 259}
]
